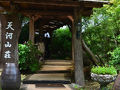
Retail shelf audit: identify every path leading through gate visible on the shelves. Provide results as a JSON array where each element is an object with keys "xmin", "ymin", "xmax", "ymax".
[{"xmin": 22, "ymin": 60, "xmax": 73, "ymax": 90}]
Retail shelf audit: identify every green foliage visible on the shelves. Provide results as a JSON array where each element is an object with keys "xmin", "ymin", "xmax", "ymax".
[
  {"xmin": 49, "ymin": 26, "xmax": 72, "ymax": 59},
  {"xmin": 91, "ymin": 66, "xmax": 117, "ymax": 75},
  {"xmin": 18, "ymin": 41, "xmax": 42, "ymax": 73},
  {"xmin": 82, "ymin": 0, "xmax": 120, "ymax": 62},
  {"xmin": 108, "ymin": 47, "xmax": 120, "ymax": 70},
  {"xmin": 19, "ymin": 17, "xmax": 29, "ymax": 44}
]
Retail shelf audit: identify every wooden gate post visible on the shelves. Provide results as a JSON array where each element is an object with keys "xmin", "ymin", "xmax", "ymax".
[
  {"xmin": 0, "ymin": 14, "xmax": 21, "ymax": 90},
  {"xmin": 0, "ymin": 20, "xmax": 1, "ymax": 63},
  {"xmin": 29, "ymin": 16, "xmax": 35, "ymax": 43},
  {"xmin": 73, "ymin": 8, "xmax": 85, "ymax": 86}
]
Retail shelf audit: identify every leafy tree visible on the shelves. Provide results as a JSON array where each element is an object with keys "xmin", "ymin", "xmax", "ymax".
[
  {"xmin": 82, "ymin": 0, "xmax": 120, "ymax": 62},
  {"xmin": 49, "ymin": 26, "xmax": 72, "ymax": 59}
]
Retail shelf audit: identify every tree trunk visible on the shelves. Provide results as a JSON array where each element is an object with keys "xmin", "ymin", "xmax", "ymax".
[{"xmin": 82, "ymin": 39, "xmax": 99, "ymax": 66}]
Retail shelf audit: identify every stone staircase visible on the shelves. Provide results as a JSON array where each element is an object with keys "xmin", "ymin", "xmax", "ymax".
[{"xmin": 23, "ymin": 60, "xmax": 73, "ymax": 84}]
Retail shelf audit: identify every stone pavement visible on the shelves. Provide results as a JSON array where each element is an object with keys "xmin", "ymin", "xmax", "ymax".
[{"xmin": 20, "ymin": 84, "xmax": 73, "ymax": 90}]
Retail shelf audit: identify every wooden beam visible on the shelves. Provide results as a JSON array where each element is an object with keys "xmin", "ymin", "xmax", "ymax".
[
  {"xmin": 73, "ymin": 8, "xmax": 85, "ymax": 86},
  {"xmin": 21, "ymin": 10, "xmax": 73, "ymax": 16},
  {"xmin": 67, "ymin": 16, "xmax": 74, "ymax": 22},
  {"xmin": 0, "ymin": 0, "xmax": 80, "ymax": 7},
  {"xmin": 22, "ymin": 10, "xmax": 93, "ymax": 17},
  {"xmin": 0, "ymin": 19, "xmax": 1, "ymax": 63},
  {"xmin": 82, "ymin": 9, "xmax": 93, "ymax": 16},
  {"xmin": 82, "ymin": 1, "xmax": 103, "ymax": 8},
  {"xmin": 29, "ymin": 16, "xmax": 35, "ymax": 43},
  {"xmin": 71, "ymin": 20, "xmax": 75, "ymax": 70},
  {"xmin": 34, "ymin": 15, "xmax": 42, "ymax": 22},
  {"xmin": 0, "ymin": 0, "xmax": 109, "ymax": 8}
]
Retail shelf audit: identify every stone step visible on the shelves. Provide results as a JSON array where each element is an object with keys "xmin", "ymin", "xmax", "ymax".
[
  {"xmin": 44, "ymin": 64, "xmax": 72, "ymax": 66},
  {"xmin": 23, "ymin": 80, "xmax": 71, "ymax": 84},
  {"xmin": 22, "ymin": 60, "xmax": 73, "ymax": 85},
  {"xmin": 44, "ymin": 60, "xmax": 72, "ymax": 65},
  {"xmin": 37, "ymin": 70, "xmax": 71, "ymax": 73},
  {"xmin": 40, "ymin": 65, "xmax": 73, "ymax": 71},
  {"xmin": 45, "ymin": 60, "xmax": 72, "ymax": 62},
  {"xmin": 24, "ymin": 73, "xmax": 71, "ymax": 81},
  {"xmin": 23, "ymin": 73, "xmax": 71, "ymax": 84}
]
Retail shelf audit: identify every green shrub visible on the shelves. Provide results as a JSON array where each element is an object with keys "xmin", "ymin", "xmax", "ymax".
[
  {"xmin": 18, "ymin": 41, "xmax": 42, "ymax": 73},
  {"xmin": 49, "ymin": 26, "xmax": 72, "ymax": 59},
  {"xmin": 91, "ymin": 66, "xmax": 117, "ymax": 75},
  {"xmin": 108, "ymin": 47, "xmax": 120, "ymax": 70}
]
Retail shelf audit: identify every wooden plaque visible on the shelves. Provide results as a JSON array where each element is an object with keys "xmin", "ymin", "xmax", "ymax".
[{"xmin": 0, "ymin": 14, "xmax": 21, "ymax": 64}]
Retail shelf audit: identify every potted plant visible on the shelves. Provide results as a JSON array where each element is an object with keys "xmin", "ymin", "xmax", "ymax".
[{"xmin": 91, "ymin": 66, "xmax": 117, "ymax": 89}]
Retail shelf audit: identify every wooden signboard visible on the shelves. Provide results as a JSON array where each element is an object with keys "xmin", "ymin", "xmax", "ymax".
[
  {"xmin": 0, "ymin": 14, "xmax": 21, "ymax": 64},
  {"xmin": 0, "ymin": 14, "xmax": 21, "ymax": 89}
]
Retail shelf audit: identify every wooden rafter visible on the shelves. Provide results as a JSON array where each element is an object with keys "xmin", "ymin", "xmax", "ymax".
[{"xmin": 34, "ymin": 16, "xmax": 72, "ymax": 33}]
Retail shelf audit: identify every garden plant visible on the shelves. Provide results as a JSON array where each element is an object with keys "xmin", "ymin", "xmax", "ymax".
[
  {"xmin": 91, "ymin": 66, "xmax": 117, "ymax": 89},
  {"xmin": 18, "ymin": 41, "xmax": 42, "ymax": 73}
]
